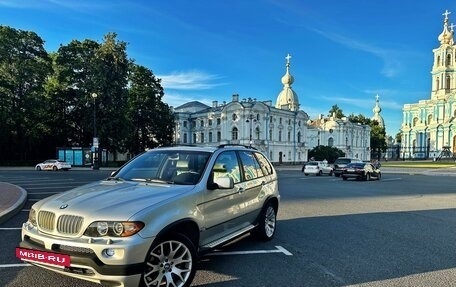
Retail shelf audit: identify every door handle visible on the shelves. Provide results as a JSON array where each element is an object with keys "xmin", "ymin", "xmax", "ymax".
[{"xmin": 238, "ymin": 187, "xmax": 245, "ymax": 194}]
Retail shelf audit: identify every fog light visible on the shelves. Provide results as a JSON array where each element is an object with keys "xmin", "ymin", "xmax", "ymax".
[{"xmin": 104, "ymin": 248, "xmax": 115, "ymax": 257}]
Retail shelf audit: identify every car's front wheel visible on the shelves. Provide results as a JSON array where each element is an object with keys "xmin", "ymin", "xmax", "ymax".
[
  {"xmin": 35, "ymin": 166, "xmax": 41, "ymax": 171},
  {"xmin": 255, "ymin": 202, "xmax": 277, "ymax": 241},
  {"xmin": 141, "ymin": 233, "xmax": 197, "ymax": 287}
]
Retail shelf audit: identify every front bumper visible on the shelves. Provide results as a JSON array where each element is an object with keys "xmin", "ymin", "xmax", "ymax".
[{"xmin": 20, "ymin": 222, "xmax": 154, "ymax": 286}]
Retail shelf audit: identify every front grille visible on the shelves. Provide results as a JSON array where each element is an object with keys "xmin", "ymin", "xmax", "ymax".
[
  {"xmin": 55, "ymin": 244, "xmax": 94, "ymax": 255},
  {"xmin": 37, "ymin": 211, "xmax": 84, "ymax": 235},
  {"xmin": 57, "ymin": 215, "xmax": 84, "ymax": 235},
  {"xmin": 37, "ymin": 211, "xmax": 55, "ymax": 232}
]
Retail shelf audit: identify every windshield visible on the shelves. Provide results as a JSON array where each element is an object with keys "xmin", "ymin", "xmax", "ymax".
[{"xmin": 111, "ymin": 150, "xmax": 211, "ymax": 185}]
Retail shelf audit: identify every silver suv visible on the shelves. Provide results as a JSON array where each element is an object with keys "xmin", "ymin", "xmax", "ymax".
[{"xmin": 18, "ymin": 145, "xmax": 280, "ymax": 287}]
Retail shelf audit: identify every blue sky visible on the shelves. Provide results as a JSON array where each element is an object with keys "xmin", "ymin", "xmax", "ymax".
[{"xmin": 1, "ymin": 0, "xmax": 455, "ymax": 137}]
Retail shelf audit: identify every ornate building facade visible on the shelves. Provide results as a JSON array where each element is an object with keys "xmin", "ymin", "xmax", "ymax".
[
  {"xmin": 401, "ymin": 10, "xmax": 456, "ymax": 159},
  {"xmin": 173, "ymin": 55, "xmax": 371, "ymax": 163}
]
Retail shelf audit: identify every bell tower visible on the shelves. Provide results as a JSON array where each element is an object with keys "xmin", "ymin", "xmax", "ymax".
[{"xmin": 431, "ymin": 10, "xmax": 456, "ymax": 100}]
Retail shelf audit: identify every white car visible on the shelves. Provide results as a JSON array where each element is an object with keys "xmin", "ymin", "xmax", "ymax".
[
  {"xmin": 303, "ymin": 161, "xmax": 333, "ymax": 176},
  {"xmin": 35, "ymin": 159, "xmax": 71, "ymax": 171}
]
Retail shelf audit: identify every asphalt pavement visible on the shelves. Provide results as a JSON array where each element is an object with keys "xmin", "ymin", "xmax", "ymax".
[{"xmin": 1, "ymin": 165, "xmax": 455, "ymax": 224}]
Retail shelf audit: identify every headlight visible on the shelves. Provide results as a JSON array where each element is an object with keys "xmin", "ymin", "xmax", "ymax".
[
  {"xmin": 28, "ymin": 208, "xmax": 37, "ymax": 226},
  {"xmin": 84, "ymin": 221, "xmax": 144, "ymax": 237}
]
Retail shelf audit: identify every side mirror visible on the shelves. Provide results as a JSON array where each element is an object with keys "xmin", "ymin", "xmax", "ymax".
[{"xmin": 213, "ymin": 176, "xmax": 234, "ymax": 189}]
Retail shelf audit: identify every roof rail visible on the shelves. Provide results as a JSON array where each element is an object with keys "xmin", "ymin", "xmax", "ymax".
[{"xmin": 217, "ymin": 144, "xmax": 258, "ymax": 150}]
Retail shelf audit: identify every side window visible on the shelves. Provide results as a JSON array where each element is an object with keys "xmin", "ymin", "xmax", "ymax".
[
  {"xmin": 212, "ymin": 151, "xmax": 241, "ymax": 183},
  {"xmin": 254, "ymin": 152, "xmax": 273, "ymax": 175},
  {"xmin": 238, "ymin": 151, "xmax": 264, "ymax": 180}
]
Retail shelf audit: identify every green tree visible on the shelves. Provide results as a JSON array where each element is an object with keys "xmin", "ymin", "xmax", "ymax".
[
  {"xmin": 328, "ymin": 105, "xmax": 345, "ymax": 118},
  {"xmin": 0, "ymin": 26, "xmax": 52, "ymax": 160},
  {"xmin": 126, "ymin": 63, "xmax": 173, "ymax": 155},
  {"xmin": 308, "ymin": 145, "xmax": 344, "ymax": 163}
]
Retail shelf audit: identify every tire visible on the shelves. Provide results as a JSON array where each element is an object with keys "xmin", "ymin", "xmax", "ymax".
[
  {"xmin": 329, "ymin": 170, "xmax": 333, "ymax": 176},
  {"xmin": 335, "ymin": 173, "xmax": 340, "ymax": 177},
  {"xmin": 377, "ymin": 173, "xmax": 381, "ymax": 180},
  {"xmin": 52, "ymin": 166, "xmax": 57, "ymax": 171},
  {"xmin": 317, "ymin": 171, "xmax": 322, "ymax": 176},
  {"xmin": 365, "ymin": 173, "xmax": 371, "ymax": 181},
  {"xmin": 36, "ymin": 166, "xmax": 41, "ymax": 171},
  {"xmin": 141, "ymin": 233, "xmax": 197, "ymax": 287},
  {"xmin": 304, "ymin": 173, "xmax": 308, "ymax": 176},
  {"xmin": 342, "ymin": 176, "xmax": 347, "ymax": 181},
  {"xmin": 254, "ymin": 202, "xmax": 277, "ymax": 241}
]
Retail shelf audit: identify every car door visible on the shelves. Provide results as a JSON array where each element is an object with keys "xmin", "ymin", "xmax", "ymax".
[
  {"xmin": 237, "ymin": 151, "xmax": 273, "ymax": 223},
  {"xmin": 199, "ymin": 151, "xmax": 246, "ymax": 245}
]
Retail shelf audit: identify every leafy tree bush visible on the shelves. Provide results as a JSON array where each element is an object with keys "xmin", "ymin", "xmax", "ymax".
[{"xmin": 308, "ymin": 145, "xmax": 344, "ymax": 163}]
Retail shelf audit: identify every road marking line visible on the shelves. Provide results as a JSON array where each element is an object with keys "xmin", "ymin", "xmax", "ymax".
[
  {"xmin": 206, "ymin": 245, "xmax": 292, "ymax": 256},
  {"xmin": 0, "ymin": 263, "xmax": 31, "ymax": 268},
  {"xmin": 0, "ymin": 227, "xmax": 21, "ymax": 230}
]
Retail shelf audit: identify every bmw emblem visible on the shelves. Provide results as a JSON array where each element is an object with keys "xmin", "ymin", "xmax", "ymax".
[{"xmin": 60, "ymin": 204, "xmax": 68, "ymax": 209}]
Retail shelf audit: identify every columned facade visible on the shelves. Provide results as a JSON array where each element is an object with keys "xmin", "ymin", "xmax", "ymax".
[{"xmin": 401, "ymin": 10, "xmax": 456, "ymax": 159}]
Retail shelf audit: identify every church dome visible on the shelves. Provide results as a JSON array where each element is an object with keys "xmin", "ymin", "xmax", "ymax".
[
  {"xmin": 275, "ymin": 54, "xmax": 299, "ymax": 111},
  {"xmin": 438, "ymin": 10, "xmax": 454, "ymax": 45}
]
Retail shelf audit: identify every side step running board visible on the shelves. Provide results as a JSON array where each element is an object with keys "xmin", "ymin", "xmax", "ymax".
[{"xmin": 202, "ymin": 224, "xmax": 256, "ymax": 249}]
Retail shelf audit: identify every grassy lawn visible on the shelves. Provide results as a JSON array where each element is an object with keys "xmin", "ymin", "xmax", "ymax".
[{"xmin": 381, "ymin": 160, "xmax": 456, "ymax": 169}]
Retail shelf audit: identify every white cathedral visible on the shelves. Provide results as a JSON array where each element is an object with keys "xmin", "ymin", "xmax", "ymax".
[
  {"xmin": 172, "ymin": 55, "xmax": 372, "ymax": 164},
  {"xmin": 401, "ymin": 10, "xmax": 456, "ymax": 159}
]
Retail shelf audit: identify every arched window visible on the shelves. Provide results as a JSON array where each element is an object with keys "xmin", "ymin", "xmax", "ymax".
[
  {"xmin": 427, "ymin": 115, "xmax": 432, "ymax": 124},
  {"xmin": 200, "ymin": 120, "xmax": 204, "ymax": 127},
  {"xmin": 437, "ymin": 56, "xmax": 441, "ymax": 66},
  {"xmin": 447, "ymin": 54, "xmax": 452, "ymax": 66},
  {"xmin": 413, "ymin": 117, "xmax": 419, "ymax": 127},
  {"xmin": 328, "ymin": 137, "xmax": 334, "ymax": 147},
  {"xmin": 297, "ymin": 131, "xmax": 301, "ymax": 143},
  {"xmin": 256, "ymin": 113, "xmax": 260, "ymax": 121},
  {"xmin": 446, "ymin": 75, "xmax": 451, "ymax": 90},
  {"xmin": 269, "ymin": 129, "xmax": 273, "ymax": 140},
  {"xmin": 278, "ymin": 131, "xmax": 282, "ymax": 141},
  {"xmin": 183, "ymin": 133, "xmax": 187, "ymax": 144},
  {"xmin": 287, "ymin": 131, "xmax": 291, "ymax": 142},
  {"xmin": 232, "ymin": 113, "xmax": 237, "ymax": 121},
  {"xmin": 200, "ymin": 132, "xmax": 204, "ymax": 143},
  {"xmin": 208, "ymin": 132, "xmax": 213, "ymax": 142},
  {"xmin": 436, "ymin": 77, "xmax": 440, "ymax": 90},
  {"xmin": 217, "ymin": 131, "xmax": 221, "ymax": 142},
  {"xmin": 232, "ymin": 127, "xmax": 238, "ymax": 140},
  {"xmin": 255, "ymin": 127, "xmax": 260, "ymax": 139}
]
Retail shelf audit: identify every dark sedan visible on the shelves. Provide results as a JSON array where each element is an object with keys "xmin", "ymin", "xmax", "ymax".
[{"xmin": 341, "ymin": 162, "xmax": 381, "ymax": 181}]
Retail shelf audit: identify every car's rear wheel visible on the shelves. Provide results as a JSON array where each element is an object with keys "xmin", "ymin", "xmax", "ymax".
[
  {"xmin": 365, "ymin": 173, "xmax": 371, "ymax": 181},
  {"xmin": 255, "ymin": 202, "xmax": 277, "ymax": 241},
  {"xmin": 329, "ymin": 170, "xmax": 333, "ymax": 176},
  {"xmin": 36, "ymin": 166, "xmax": 41, "ymax": 171},
  {"xmin": 141, "ymin": 233, "xmax": 196, "ymax": 287},
  {"xmin": 304, "ymin": 173, "xmax": 308, "ymax": 176},
  {"xmin": 52, "ymin": 166, "xmax": 57, "ymax": 171},
  {"xmin": 317, "ymin": 170, "xmax": 322, "ymax": 176}
]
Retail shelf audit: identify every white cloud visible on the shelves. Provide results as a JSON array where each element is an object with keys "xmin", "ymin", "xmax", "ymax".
[
  {"xmin": 311, "ymin": 28, "xmax": 402, "ymax": 78},
  {"xmin": 157, "ymin": 70, "xmax": 226, "ymax": 91}
]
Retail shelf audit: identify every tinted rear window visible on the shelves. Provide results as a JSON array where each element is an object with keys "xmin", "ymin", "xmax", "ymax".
[{"xmin": 335, "ymin": 158, "xmax": 351, "ymax": 164}]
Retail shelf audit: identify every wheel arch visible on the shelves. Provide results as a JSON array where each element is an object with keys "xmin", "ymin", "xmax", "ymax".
[{"xmin": 154, "ymin": 218, "xmax": 200, "ymax": 249}]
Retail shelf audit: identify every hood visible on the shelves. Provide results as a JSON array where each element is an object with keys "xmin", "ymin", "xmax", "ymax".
[{"xmin": 33, "ymin": 180, "xmax": 195, "ymax": 220}]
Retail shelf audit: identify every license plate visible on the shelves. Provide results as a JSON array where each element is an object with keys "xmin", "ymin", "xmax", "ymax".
[
  {"xmin": 16, "ymin": 247, "xmax": 70, "ymax": 267},
  {"xmin": 347, "ymin": 169, "xmax": 355, "ymax": 172}
]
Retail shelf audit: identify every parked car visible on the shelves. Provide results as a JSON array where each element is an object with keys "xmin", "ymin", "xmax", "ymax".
[
  {"xmin": 18, "ymin": 145, "xmax": 280, "ymax": 287},
  {"xmin": 341, "ymin": 162, "xmax": 381, "ymax": 181},
  {"xmin": 35, "ymin": 159, "xmax": 71, "ymax": 171},
  {"xmin": 333, "ymin": 157, "xmax": 362, "ymax": 177},
  {"xmin": 303, "ymin": 161, "xmax": 333, "ymax": 176}
]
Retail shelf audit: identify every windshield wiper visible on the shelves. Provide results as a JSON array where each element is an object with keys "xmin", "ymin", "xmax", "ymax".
[{"xmin": 145, "ymin": 178, "xmax": 174, "ymax": 184}]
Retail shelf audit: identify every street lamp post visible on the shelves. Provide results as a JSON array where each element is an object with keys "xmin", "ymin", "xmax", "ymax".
[{"xmin": 92, "ymin": 93, "xmax": 99, "ymax": 170}]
